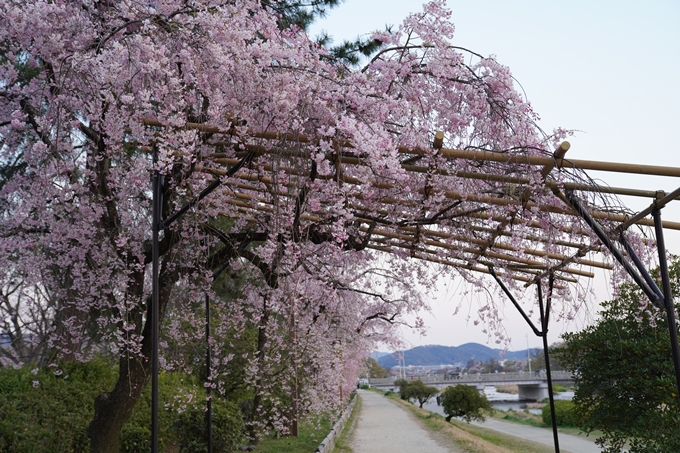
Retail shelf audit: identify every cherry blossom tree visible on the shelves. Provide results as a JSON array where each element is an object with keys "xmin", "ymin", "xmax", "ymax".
[{"xmin": 0, "ymin": 0, "xmax": 638, "ymax": 451}]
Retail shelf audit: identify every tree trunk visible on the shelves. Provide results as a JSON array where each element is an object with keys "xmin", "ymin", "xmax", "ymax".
[
  {"xmin": 88, "ymin": 264, "xmax": 176, "ymax": 453},
  {"xmin": 51, "ymin": 268, "xmax": 87, "ymax": 362},
  {"xmin": 88, "ymin": 356, "xmax": 150, "ymax": 453}
]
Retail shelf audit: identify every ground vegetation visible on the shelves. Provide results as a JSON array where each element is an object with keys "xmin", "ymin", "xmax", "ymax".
[{"xmin": 438, "ymin": 384, "xmax": 494, "ymax": 423}]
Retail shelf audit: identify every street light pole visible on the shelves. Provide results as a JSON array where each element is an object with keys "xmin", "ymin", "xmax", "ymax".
[
  {"xmin": 150, "ymin": 149, "xmax": 253, "ymax": 453},
  {"xmin": 526, "ymin": 334, "xmax": 531, "ymax": 374}
]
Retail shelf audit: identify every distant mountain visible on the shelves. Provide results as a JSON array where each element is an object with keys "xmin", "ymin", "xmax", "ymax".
[
  {"xmin": 377, "ymin": 343, "xmax": 535, "ymax": 368},
  {"xmin": 370, "ymin": 351, "xmax": 390, "ymax": 359}
]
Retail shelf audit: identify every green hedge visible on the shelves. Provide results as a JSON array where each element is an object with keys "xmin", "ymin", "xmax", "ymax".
[
  {"xmin": 0, "ymin": 360, "xmax": 115, "ymax": 453},
  {"xmin": 173, "ymin": 400, "xmax": 245, "ymax": 453},
  {"xmin": 0, "ymin": 360, "xmax": 245, "ymax": 452},
  {"xmin": 541, "ymin": 400, "xmax": 581, "ymax": 427}
]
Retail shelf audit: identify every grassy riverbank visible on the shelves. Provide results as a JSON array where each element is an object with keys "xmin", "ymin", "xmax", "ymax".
[
  {"xmin": 255, "ymin": 395, "xmax": 362, "ymax": 453},
  {"xmin": 493, "ymin": 408, "xmax": 602, "ymax": 440}
]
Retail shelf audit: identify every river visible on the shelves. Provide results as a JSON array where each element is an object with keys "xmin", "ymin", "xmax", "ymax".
[{"xmin": 426, "ymin": 385, "xmax": 574, "ymax": 415}]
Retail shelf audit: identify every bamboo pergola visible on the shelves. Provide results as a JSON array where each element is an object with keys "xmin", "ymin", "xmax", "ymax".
[
  {"xmin": 143, "ymin": 118, "xmax": 680, "ymax": 453},
  {"xmin": 143, "ymin": 117, "xmax": 680, "ymax": 286}
]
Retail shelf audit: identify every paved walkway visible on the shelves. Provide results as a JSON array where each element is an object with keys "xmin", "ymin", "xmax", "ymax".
[{"xmin": 350, "ymin": 390, "xmax": 463, "ymax": 453}]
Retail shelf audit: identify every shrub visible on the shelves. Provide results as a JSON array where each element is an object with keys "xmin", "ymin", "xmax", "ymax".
[
  {"xmin": 541, "ymin": 400, "xmax": 581, "ymax": 427},
  {"xmin": 0, "ymin": 361, "xmax": 246, "ymax": 453},
  {"xmin": 119, "ymin": 427, "xmax": 151, "ymax": 453},
  {"xmin": 173, "ymin": 400, "xmax": 245, "ymax": 453},
  {"xmin": 397, "ymin": 380, "xmax": 438, "ymax": 408},
  {"xmin": 394, "ymin": 378, "xmax": 409, "ymax": 399},
  {"xmin": 0, "ymin": 360, "xmax": 116, "ymax": 453},
  {"xmin": 439, "ymin": 384, "xmax": 493, "ymax": 423}
]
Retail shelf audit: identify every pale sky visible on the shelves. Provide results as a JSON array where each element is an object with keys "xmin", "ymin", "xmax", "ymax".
[{"xmin": 309, "ymin": 0, "xmax": 680, "ymax": 350}]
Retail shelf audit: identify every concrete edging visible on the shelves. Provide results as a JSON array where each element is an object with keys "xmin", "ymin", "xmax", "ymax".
[{"xmin": 315, "ymin": 393, "xmax": 358, "ymax": 453}]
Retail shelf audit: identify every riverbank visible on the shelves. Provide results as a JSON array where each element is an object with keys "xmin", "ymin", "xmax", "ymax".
[{"xmin": 421, "ymin": 397, "xmax": 601, "ymax": 453}]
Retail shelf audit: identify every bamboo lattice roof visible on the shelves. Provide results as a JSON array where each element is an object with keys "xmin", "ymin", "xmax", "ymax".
[{"xmin": 143, "ymin": 118, "xmax": 680, "ymax": 286}]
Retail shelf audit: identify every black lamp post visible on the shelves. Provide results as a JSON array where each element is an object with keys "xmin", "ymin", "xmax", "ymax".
[{"xmin": 150, "ymin": 146, "xmax": 253, "ymax": 453}]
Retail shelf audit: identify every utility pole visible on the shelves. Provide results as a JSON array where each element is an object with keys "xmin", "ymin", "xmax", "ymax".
[{"xmin": 527, "ymin": 334, "xmax": 531, "ymax": 373}]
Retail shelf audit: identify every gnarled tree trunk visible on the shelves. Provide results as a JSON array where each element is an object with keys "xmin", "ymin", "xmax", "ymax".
[{"xmin": 88, "ymin": 264, "xmax": 176, "ymax": 453}]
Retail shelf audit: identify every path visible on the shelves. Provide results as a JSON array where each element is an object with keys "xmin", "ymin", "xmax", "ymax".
[
  {"xmin": 422, "ymin": 400, "xmax": 602, "ymax": 453},
  {"xmin": 350, "ymin": 389, "xmax": 463, "ymax": 453}
]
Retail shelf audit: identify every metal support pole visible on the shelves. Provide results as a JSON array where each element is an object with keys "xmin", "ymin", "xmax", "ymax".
[
  {"xmin": 489, "ymin": 267, "xmax": 542, "ymax": 337},
  {"xmin": 205, "ymin": 257, "xmax": 237, "ymax": 450},
  {"xmin": 489, "ymin": 269, "xmax": 560, "ymax": 453},
  {"xmin": 205, "ymin": 292, "xmax": 213, "ymax": 453},
  {"xmin": 564, "ymin": 189, "xmax": 663, "ymax": 307},
  {"xmin": 151, "ymin": 148, "xmax": 162, "ymax": 453},
  {"xmin": 652, "ymin": 208, "xmax": 680, "ymax": 398},
  {"xmin": 619, "ymin": 234, "xmax": 664, "ymax": 301},
  {"xmin": 148, "ymin": 149, "xmax": 253, "ymax": 453},
  {"xmin": 538, "ymin": 279, "xmax": 560, "ymax": 453}
]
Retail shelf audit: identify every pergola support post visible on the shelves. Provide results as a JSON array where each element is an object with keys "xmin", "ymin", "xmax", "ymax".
[
  {"xmin": 151, "ymin": 147, "xmax": 163, "ymax": 453},
  {"xmin": 652, "ymin": 208, "xmax": 680, "ymax": 398},
  {"xmin": 489, "ymin": 268, "xmax": 560, "ymax": 453},
  {"xmin": 150, "ymin": 151, "xmax": 253, "ymax": 453},
  {"xmin": 205, "ymin": 291, "xmax": 213, "ymax": 453},
  {"xmin": 563, "ymin": 189, "xmax": 680, "ymax": 401},
  {"xmin": 537, "ymin": 276, "xmax": 560, "ymax": 453},
  {"xmin": 563, "ymin": 189, "xmax": 663, "ymax": 306}
]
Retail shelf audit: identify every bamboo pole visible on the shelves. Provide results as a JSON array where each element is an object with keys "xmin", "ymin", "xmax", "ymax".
[
  {"xmin": 219, "ymin": 176, "xmax": 607, "ymax": 263},
  {"xmin": 220, "ymin": 193, "xmax": 597, "ymax": 279},
  {"xmin": 144, "ymin": 118, "xmax": 680, "ymax": 178},
  {"xmin": 363, "ymin": 227, "xmax": 595, "ymax": 278},
  {"xmin": 394, "ymin": 225, "xmax": 612, "ymax": 271},
  {"xmin": 617, "ymin": 185, "xmax": 680, "ymax": 232},
  {"xmin": 197, "ymin": 169, "xmax": 615, "ymax": 274},
  {"xmin": 222, "ymin": 208, "xmax": 580, "ymax": 286},
  {"xmin": 202, "ymin": 156, "xmax": 680, "ymax": 231},
  {"xmin": 365, "ymin": 244, "xmax": 577, "ymax": 285},
  {"xmin": 226, "ymin": 189, "xmax": 610, "ymax": 270},
  {"xmin": 401, "ymin": 144, "xmax": 680, "ymax": 178},
  {"xmin": 210, "ymin": 177, "xmax": 596, "ymax": 252},
  {"xmin": 211, "ymin": 148, "xmax": 670, "ymax": 200},
  {"xmin": 469, "ymin": 143, "xmax": 570, "ymax": 268}
]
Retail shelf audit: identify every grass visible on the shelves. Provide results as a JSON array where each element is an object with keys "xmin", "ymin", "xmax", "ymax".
[
  {"xmin": 449, "ymin": 420, "xmax": 558, "ymax": 453},
  {"xmin": 492, "ymin": 408, "xmax": 603, "ymax": 440},
  {"xmin": 495, "ymin": 385, "xmax": 519, "ymax": 394},
  {"xmin": 495, "ymin": 409, "xmax": 544, "ymax": 427},
  {"xmin": 255, "ymin": 415, "xmax": 333, "ymax": 453},
  {"xmin": 331, "ymin": 395, "xmax": 362, "ymax": 453},
  {"xmin": 255, "ymin": 395, "xmax": 361, "ymax": 453}
]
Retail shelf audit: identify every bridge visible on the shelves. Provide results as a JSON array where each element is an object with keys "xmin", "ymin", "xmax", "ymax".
[{"xmin": 368, "ymin": 371, "xmax": 574, "ymax": 401}]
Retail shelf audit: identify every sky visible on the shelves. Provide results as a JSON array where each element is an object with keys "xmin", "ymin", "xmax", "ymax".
[{"xmin": 309, "ymin": 0, "xmax": 680, "ymax": 351}]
